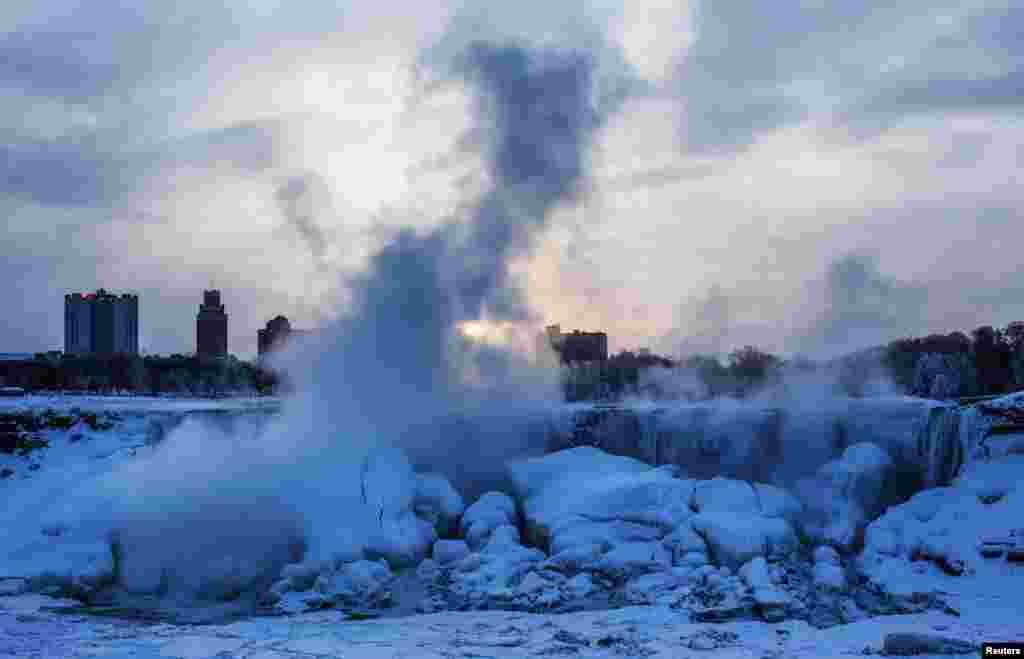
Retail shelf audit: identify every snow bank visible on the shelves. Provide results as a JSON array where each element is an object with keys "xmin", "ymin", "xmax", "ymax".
[{"xmin": 860, "ymin": 454, "xmax": 1024, "ymax": 596}]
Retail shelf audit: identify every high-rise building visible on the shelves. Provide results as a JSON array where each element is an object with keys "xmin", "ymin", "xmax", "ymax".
[
  {"xmin": 196, "ymin": 290, "xmax": 228, "ymax": 358},
  {"xmin": 542, "ymin": 324, "xmax": 608, "ymax": 364},
  {"xmin": 258, "ymin": 316, "xmax": 292, "ymax": 357},
  {"xmin": 64, "ymin": 289, "xmax": 139, "ymax": 355},
  {"xmin": 257, "ymin": 315, "xmax": 311, "ymax": 358}
]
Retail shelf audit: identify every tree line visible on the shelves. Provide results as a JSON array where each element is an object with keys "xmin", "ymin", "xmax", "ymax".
[
  {"xmin": 0, "ymin": 354, "xmax": 275, "ymax": 396},
  {"xmin": 882, "ymin": 322, "xmax": 1024, "ymax": 399},
  {"xmin": 563, "ymin": 321, "xmax": 1024, "ymax": 402}
]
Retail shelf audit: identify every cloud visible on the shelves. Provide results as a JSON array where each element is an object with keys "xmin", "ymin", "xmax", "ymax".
[
  {"xmin": 2, "ymin": 0, "xmax": 1024, "ymax": 360},
  {"xmin": 797, "ymin": 253, "xmax": 929, "ymax": 358},
  {"xmin": 672, "ymin": 1, "xmax": 1024, "ymax": 153}
]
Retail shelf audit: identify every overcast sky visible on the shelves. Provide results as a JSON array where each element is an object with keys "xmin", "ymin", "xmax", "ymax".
[{"xmin": 2, "ymin": 0, "xmax": 1022, "ymax": 359}]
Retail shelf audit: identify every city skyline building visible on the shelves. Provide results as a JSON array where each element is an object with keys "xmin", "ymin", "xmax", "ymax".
[
  {"xmin": 543, "ymin": 323, "xmax": 609, "ymax": 364},
  {"xmin": 257, "ymin": 315, "xmax": 311, "ymax": 358},
  {"xmin": 64, "ymin": 289, "xmax": 139, "ymax": 356},
  {"xmin": 196, "ymin": 290, "xmax": 228, "ymax": 358}
]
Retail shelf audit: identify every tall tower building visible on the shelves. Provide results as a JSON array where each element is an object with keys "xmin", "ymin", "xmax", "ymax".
[
  {"xmin": 64, "ymin": 294, "xmax": 93, "ymax": 355},
  {"xmin": 196, "ymin": 290, "xmax": 228, "ymax": 358},
  {"xmin": 257, "ymin": 315, "xmax": 292, "ymax": 357},
  {"xmin": 64, "ymin": 290, "xmax": 138, "ymax": 355}
]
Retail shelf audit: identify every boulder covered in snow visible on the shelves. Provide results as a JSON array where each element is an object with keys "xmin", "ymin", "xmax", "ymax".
[
  {"xmin": 461, "ymin": 492, "xmax": 517, "ymax": 550},
  {"xmin": 274, "ymin": 558, "xmax": 395, "ymax": 612},
  {"xmin": 739, "ymin": 556, "xmax": 791, "ymax": 621},
  {"xmin": 693, "ymin": 477, "xmax": 759, "ymax": 514},
  {"xmin": 432, "ymin": 539, "xmax": 470, "ymax": 566},
  {"xmin": 589, "ymin": 541, "xmax": 671, "ymax": 583},
  {"xmin": 506, "ymin": 447, "xmax": 693, "ymax": 558},
  {"xmin": 10, "ymin": 538, "xmax": 116, "ymax": 600},
  {"xmin": 507, "ymin": 446, "xmax": 807, "ymax": 582},
  {"xmin": 360, "ymin": 448, "xmax": 463, "ymax": 569},
  {"xmin": 448, "ymin": 527, "xmax": 546, "ymax": 603},
  {"xmin": 691, "ymin": 513, "xmax": 797, "ymax": 571},
  {"xmin": 313, "ymin": 559, "xmax": 394, "ymax": 608},
  {"xmin": 413, "ymin": 473, "xmax": 465, "ymax": 538},
  {"xmin": 812, "ymin": 545, "xmax": 846, "ymax": 590}
]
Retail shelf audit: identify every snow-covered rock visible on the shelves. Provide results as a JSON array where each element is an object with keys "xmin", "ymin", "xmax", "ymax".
[
  {"xmin": 447, "ymin": 525, "xmax": 546, "ymax": 604},
  {"xmin": 310, "ymin": 559, "xmax": 394, "ymax": 609},
  {"xmin": 812, "ymin": 546, "xmax": 847, "ymax": 590},
  {"xmin": 753, "ymin": 483, "xmax": 804, "ymax": 523},
  {"xmin": 365, "ymin": 512, "xmax": 437, "ymax": 569},
  {"xmin": 738, "ymin": 556, "xmax": 790, "ymax": 621},
  {"xmin": 413, "ymin": 473, "xmax": 465, "ymax": 538},
  {"xmin": 691, "ymin": 513, "xmax": 797, "ymax": 570},
  {"xmin": 360, "ymin": 448, "xmax": 440, "ymax": 568},
  {"xmin": 540, "ymin": 543, "xmax": 606, "ymax": 574},
  {"xmin": 507, "ymin": 446, "xmax": 651, "ymax": 499},
  {"xmin": 622, "ymin": 571, "xmax": 687, "ymax": 605},
  {"xmin": 416, "ymin": 558, "xmax": 441, "ymax": 582},
  {"xmin": 814, "ymin": 544, "xmax": 840, "ymax": 565},
  {"xmin": 482, "ymin": 524, "xmax": 522, "ymax": 552},
  {"xmin": 692, "ymin": 478, "xmax": 758, "ymax": 514},
  {"xmin": 506, "ymin": 447, "xmax": 692, "ymax": 557},
  {"xmin": 321, "ymin": 459, "xmax": 462, "ymax": 572},
  {"xmin": 662, "ymin": 524, "xmax": 709, "ymax": 565},
  {"xmin": 812, "ymin": 560, "xmax": 846, "ymax": 590},
  {"xmin": 548, "ymin": 519, "xmax": 662, "ymax": 555},
  {"xmin": 738, "ymin": 556, "xmax": 772, "ymax": 590},
  {"xmin": 589, "ymin": 541, "xmax": 671, "ymax": 583},
  {"xmin": 0, "ymin": 578, "xmax": 28, "ymax": 596},
  {"xmin": 561, "ymin": 572, "xmax": 596, "ymax": 599},
  {"xmin": 461, "ymin": 492, "xmax": 517, "ymax": 550},
  {"xmin": 432, "ymin": 539, "xmax": 470, "ymax": 566},
  {"xmin": 24, "ymin": 541, "xmax": 115, "ymax": 598},
  {"xmin": 279, "ymin": 560, "xmax": 332, "ymax": 592}
]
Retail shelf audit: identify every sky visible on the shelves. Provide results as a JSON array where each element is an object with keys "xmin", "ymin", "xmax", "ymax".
[{"xmin": 2, "ymin": 0, "xmax": 1022, "ymax": 359}]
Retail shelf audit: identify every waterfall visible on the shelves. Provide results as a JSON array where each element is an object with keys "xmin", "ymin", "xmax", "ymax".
[
  {"xmin": 918, "ymin": 406, "xmax": 962, "ymax": 488},
  {"xmin": 540, "ymin": 396, "xmax": 1018, "ymax": 503}
]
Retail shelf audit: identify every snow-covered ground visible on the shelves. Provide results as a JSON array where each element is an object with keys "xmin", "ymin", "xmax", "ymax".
[
  {"xmin": 0, "ymin": 591, "xmax": 1015, "ymax": 658},
  {"xmin": 0, "ymin": 394, "xmax": 281, "ymax": 414},
  {"xmin": 2, "ymin": 394, "xmax": 1023, "ymax": 658}
]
